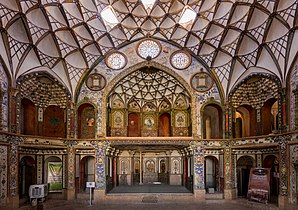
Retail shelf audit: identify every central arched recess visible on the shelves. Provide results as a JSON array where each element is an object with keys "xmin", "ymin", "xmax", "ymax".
[{"xmin": 107, "ymin": 66, "xmax": 191, "ymax": 137}]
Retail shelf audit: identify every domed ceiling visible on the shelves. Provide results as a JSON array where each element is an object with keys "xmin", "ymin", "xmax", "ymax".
[{"xmin": 0, "ymin": 0, "xmax": 297, "ymax": 98}]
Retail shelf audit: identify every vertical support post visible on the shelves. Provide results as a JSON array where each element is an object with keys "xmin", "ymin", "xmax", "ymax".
[
  {"xmin": 67, "ymin": 102, "xmax": 75, "ymax": 138},
  {"xmin": 223, "ymin": 141, "xmax": 237, "ymax": 199},
  {"xmin": 113, "ymin": 158, "xmax": 117, "ymax": 187},
  {"xmin": 7, "ymin": 136, "xmax": 24, "ymax": 209},
  {"xmin": 139, "ymin": 151, "xmax": 143, "ymax": 184},
  {"xmin": 66, "ymin": 140, "xmax": 77, "ymax": 200},
  {"xmin": 93, "ymin": 141, "xmax": 109, "ymax": 202},
  {"xmin": 36, "ymin": 155, "xmax": 43, "ymax": 184},
  {"xmin": 256, "ymin": 153, "xmax": 262, "ymax": 168},
  {"xmin": 190, "ymin": 141, "xmax": 205, "ymax": 199},
  {"xmin": 278, "ymin": 136, "xmax": 289, "ymax": 209}
]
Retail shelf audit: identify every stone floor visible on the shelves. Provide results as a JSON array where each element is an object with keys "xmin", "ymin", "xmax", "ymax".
[
  {"xmin": 37, "ymin": 198, "xmax": 281, "ymax": 210},
  {"xmin": 109, "ymin": 184, "xmax": 191, "ymax": 193}
]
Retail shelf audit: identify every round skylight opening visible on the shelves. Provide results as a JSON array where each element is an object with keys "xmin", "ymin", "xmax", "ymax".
[
  {"xmin": 170, "ymin": 50, "xmax": 192, "ymax": 70},
  {"xmin": 105, "ymin": 51, "xmax": 127, "ymax": 70},
  {"xmin": 137, "ymin": 38, "xmax": 161, "ymax": 60}
]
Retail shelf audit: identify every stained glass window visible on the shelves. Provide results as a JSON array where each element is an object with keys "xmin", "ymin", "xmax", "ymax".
[
  {"xmin": 137, "ymin": 39, "xmax": 161, "ymax": 60},
  {"xmin": 170, "ymin": 50, "xmax": 192, "ymax": 70},
  {"xmin": 105, "ymin": 52, "xmax": 127, "ymax": 70}
]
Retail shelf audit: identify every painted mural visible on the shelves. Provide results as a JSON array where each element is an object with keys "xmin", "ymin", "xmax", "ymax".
[
  {"xmin": 0, "ymin": 64, "xmax": 8, "ymax": 131},
  {"xmin": 290, "ymin": 59, "xmax": 298, "ymax": 131}
]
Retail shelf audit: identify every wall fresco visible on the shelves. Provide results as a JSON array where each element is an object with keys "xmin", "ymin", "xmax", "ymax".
[{"xmin": 0, "ymin": 64, "xmax": 8, "ymax": 131}]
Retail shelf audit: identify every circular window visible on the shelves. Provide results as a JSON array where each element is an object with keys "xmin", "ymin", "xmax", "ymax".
[
  {"xmin": 170, "ymin": 50, "xmax": 192, "ymax": 70},
  {"xmin": 105, "ymin": 51, "xmax": 127, "ymax": 70},
  {"xmin": 137, "ymin": 38, "xmax": 161, "ymax": 60},
  {"xmin": 85, "ymin": 73, "xmax": 106, "ymax": 91}
]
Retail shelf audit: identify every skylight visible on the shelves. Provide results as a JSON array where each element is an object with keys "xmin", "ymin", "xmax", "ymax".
[
  {"xmin": 100, "ymin": 6, "xmax": 119, "ymax": 29},
  {"xmin": 141, "ymin": 0, "xmax": 156, "ymax": 11},
  {"xmin": 178, "ymin": 7, "xmax": 197, "ymax": 29}
]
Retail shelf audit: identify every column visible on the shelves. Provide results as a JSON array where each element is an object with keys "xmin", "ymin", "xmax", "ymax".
[
  {"xmin": 294, "ymin": 88, "xmax": 298, "ymax": 130},
  {"xmin": 10, "ymin": 88, "xmax": 18, "ymax": 133},
  {"xmin": 255, "ymin": 108, "xmax": 262, "ymax": 135},
  {"xmin": 7, "ymin": 136, "xmax": 24, "ymax": 209},
  {"xmin": 278, "ymin": 136, "xmax": 289, "ymax": 209},
  {"xmin": 66, "ymin": 141, "xmax": 76, "ymax": 200},
  {"xmin": 36, "ymin": 155, "xmax": 43, "ymax": 184},
  {"xmin": 67, "ymin": 102, "xmax": 76, "ymax": 138},
  {"xmin": 139, "ymin": 151, "xmax": 143, "ymax": 184},
  {"xmin": 223, "ymin": 143, "xmax": 237, "ymax": 199},
  {"xmin": 93, "ymin": 141, "xmax": 109, "ymax": 202},
  {"xmin": 113, "ymin": 158, "xmax": 117, "ymax": 187},
  {"xmin": 190, "ymin": 141, "xmax": 205, "ymax": 199},
  {"xmin": 256, "ymin": 153, "xmax": 262, "ymax": 168}
]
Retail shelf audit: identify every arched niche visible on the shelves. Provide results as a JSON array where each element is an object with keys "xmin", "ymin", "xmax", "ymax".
[
  {"xmin": 236, "ymin": 105, "xmax": 255, "ymax": 137},
  {"xmin": 158, "ymin": 113, "xmax": 171, "ymax": 137},
  {"xmin": 102, "ymin": 61, "xmax": 195, "ymax": 137},
  {"xmin": 204, "ymin": 156, "xmax": 220, "ymax": 192},
  {"xmin": 106, "ymin": 65, "xmax": 191, "ymax": 137},
  {"xmin": 202, "ymin": 103, "xmax": 223, "ymax": 139},
  {"xmin": 19, "ymin": 156, "xmax": 36, "ymax": 198},
  {"xmin": 21, "ymin": 98, "xmax": 36, "ymax": 135},
  {"xmin": 44, "ymin": 156, "xmax": 62, "ymax": 192},
  {"xmin": 263, "ymin": 155, "xmax": 279, "ymax": 203},
  {"xmin": 79, "ymin": 156, "xmax": 95, "ymax": 192},
  {"xmin": 262, "ymin": 99, "xmax": 278, "ymax": 135},
  {"xmin": 236, "ymin": 156, "xmax": 255, "ymax": 197},
  {"xmin": 77, "ymin": 103, "xmax": 96, "ymax": 138},
  {"xmin": 44, "ymin": 105, "xmax": 66, "ymax": 138}
]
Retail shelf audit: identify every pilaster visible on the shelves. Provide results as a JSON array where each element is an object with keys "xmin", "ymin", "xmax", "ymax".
[
  {"xmin": 92, "ymin": 141, "xmax": 110, "ymax": 203},
  {"xmin": 278, "ymin": 136, "xmax": 289, "ymax": 209},
  {"xmin": 65, "ymin": 140, "xmax": 77, "ymax": 200},
  {"xmin": 190, "ymin": 141, "xmax": 205, "ymax": 200}
]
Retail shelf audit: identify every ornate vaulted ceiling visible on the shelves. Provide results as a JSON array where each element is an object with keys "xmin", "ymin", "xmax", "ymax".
[{"xmin": 0, "ymin": 0, "xmax": 297, "ymax": 99}]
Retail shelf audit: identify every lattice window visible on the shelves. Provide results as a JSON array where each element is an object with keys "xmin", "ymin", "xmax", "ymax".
[
  {"xmin": 170, "ymin": 50, "xmax": 192, "ymax": 70},
  {"xmin": 88, "ymin": 25, "xmax": 105, "ymax": 40},
  {"xmin": 223, "ymin": 41, "xmax": 238, "ymax": 56},
  {"xmin": 67, "ymin": 63, "xmax": 84, "ymax": 83},
  {"xmin": 105, "ymin": 51, "xmax": 127, "ymax": 70},
  {"xmin": 137, "ymin": 38, "xmax": 161, "ymax": 60},
  {"xmin": 84, "ymin": 51, "xmax": 98, "ymax": 66}
]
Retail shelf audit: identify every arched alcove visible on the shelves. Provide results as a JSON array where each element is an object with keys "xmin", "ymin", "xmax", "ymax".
[
  {"xmin": 44, "ymin": 105, "xmax": 66, "ymax": 137},
  {"xmin": 19, "ymin": 156, "xmax": 36, "ymax": 198},
  {"xmin": 77, "ymin": 103, "xmax": 96, "ymax": 138},
  {"xmin": 237, "ymin": 156, "xmax": 255, "ymax": 197},
  {"xmin": 202, "ymin": 104, "xmax": 223, "ymax": 139},
  {"xmin": 21, "ymin": 98, "xmax": 36, "ymax": 135}
]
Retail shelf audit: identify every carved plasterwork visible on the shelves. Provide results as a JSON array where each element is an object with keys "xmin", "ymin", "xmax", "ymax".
[
  {"xmin": 0, "ymin": 145, "xmax": 7, "ymax": 206},
  {"xmin": 111, "ymin": 110, "xmax": 125, "ymax": 128},
  {"xmin": 174, "ymin": 111, "xmax": 188, "ymax": 128}
]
